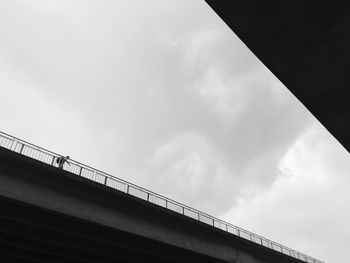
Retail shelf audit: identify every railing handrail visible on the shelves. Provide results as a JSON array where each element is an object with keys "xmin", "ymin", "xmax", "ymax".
[
  {"xmin": 0, "ymin": 132, "xmax": 219, "ymax": 215},
  {"xmin": 0, "ymin": 131, "xmax": 324, "ymax": 263}
]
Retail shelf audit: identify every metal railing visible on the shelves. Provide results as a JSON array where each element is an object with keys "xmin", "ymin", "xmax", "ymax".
[{"xmin": 0, "ymin": 131, "xmax": 324, "ymax": 263}]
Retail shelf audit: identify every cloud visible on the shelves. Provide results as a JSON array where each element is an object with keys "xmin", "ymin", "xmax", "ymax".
[
  {"xmin": 220, "ymin": 124, "xmax": 350, "ymax": 263},
  {"xmin": 145, "ymin": 132, "xmax": 240, "ymax": 214},
  {"xmin": 192, "ymin": 65, "xmax": 291, "ymax": 124},
  {"xmin": 161, "ymin": 26, "xmax": 315, "ymax": 191},
  {"xmin": 193, "ymin": 68, "xmax": 248, "ymax": 120},
  {"xmin": 106, "ymin": 16, "xmax": 318, "ymax": 218}
]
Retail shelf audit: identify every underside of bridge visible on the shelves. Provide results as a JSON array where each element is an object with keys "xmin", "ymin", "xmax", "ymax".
[
  {"xmin": 0, "ymin": 147, "xmax": 304, "ymax": 263},
  {"xmin": 0, "ymin": 197, "xmax": 219, "ymax": 263},
  {"xmin": 205, "ymin": 0, "xmax": 350, "ymax": 153}
]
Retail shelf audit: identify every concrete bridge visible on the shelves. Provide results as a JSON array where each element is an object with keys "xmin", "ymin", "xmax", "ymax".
[
  {"xmin": 205, "ymin": 0, "xmax": 350, "ymax": 154},
  {"xmin": 0, "ymin": 132, "xmax": 322, "ymax": 262}
]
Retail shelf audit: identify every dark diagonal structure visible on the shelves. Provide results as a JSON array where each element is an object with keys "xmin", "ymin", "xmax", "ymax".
[
  {"xmin": 0, "ymin": 131, "xmax": 322, "ymax": 263},
  {"xmin": 205, "ymin": 0, "xmax": 350, "ymax": 153}
]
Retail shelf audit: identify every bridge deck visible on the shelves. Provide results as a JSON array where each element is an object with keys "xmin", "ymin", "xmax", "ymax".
[{"xmin": 0, "ymin": 131, "xmax": 322, "ymax": 263}]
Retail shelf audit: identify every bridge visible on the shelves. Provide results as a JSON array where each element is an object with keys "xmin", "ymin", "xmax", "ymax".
[
  {"xmin": 205, "ymin": 0, "xmax": 350, "ymax": 154},
  {"xmin": 0, "ymin": 131, "xmax": 322, "ymax": 262}
]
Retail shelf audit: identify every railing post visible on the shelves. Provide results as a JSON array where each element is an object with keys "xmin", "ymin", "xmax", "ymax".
[
  {"xmin": 147, "ymin": 193, "xmax": 150, "ymax": 202},
  {"xmin": 126, "ymin": 184, "xmax": 130, "ymax": 194},
  {"xmin": 9, "ymin": 139, "xmax": 15, "ymax": 150},
  {"xmin": 19, "ymin": 144, "xmax": 24, "ymax": 154},
  {"xmin": 165, "ymin": 199, "xmax": 168, "ymax": 208},
  {"xmin": 104, "ymin": 176, "xmax": 107, "ymax": 185},
  {"xmin": 51, "ymin": 155, "xmax": 55, "ymax": 166},
  {"xmin": 79, "ymin": 166, "xmax": 83, "ymax": 176}
]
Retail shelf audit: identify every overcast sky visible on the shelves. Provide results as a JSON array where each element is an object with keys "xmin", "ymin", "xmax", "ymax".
[{"xmin": 0, "ymin": 1, "xmax": 349, "ymax": 262}]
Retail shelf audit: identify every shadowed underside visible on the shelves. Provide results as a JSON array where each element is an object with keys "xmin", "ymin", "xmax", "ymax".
[
  {"xmin": 205, "ymin": 0, "xmax": 350, "ymax": 153},
  {"xmin": 0, "ymin": 145, "xmax": 308, "ymax": 263}
]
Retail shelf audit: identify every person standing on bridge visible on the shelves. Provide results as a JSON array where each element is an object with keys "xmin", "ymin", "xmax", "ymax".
[{"xmin": 56, "ymin": 155, "xmax": 70, "ymax": 169}]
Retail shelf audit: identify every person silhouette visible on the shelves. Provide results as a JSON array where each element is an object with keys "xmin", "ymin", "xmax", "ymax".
[{"xmin": 56, "ymin": 155, "xmax": 70, "ymax": 169}]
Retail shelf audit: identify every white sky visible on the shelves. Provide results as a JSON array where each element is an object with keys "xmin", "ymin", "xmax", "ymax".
[{"xmin": 0, "ymin": 1, "xmax": 349, "ymax": 262}]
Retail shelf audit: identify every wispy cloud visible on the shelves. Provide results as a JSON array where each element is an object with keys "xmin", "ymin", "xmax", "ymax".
[
  {"xmin": 145, "ymin": 132, "xmax": 239, "ymax": 214},
  {"xmin": 221, "ymin": 123, "xmax": 350, "ymax": 263}
]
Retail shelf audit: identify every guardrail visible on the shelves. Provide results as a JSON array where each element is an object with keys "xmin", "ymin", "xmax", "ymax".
[{"xmin": 0, "ymin": 131, "xmax": 324, "ymax": 263}]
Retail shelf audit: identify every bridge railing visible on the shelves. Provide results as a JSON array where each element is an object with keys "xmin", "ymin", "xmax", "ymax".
[{"xmin": 0, "ymin": 131, "xmax": 323, "ymax": 263}]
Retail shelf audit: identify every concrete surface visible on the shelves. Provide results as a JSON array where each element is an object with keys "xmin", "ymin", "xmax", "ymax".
[
  {"xmin": 0, "ymin": 147, "xmax": 304, "ymax": 263},
  {"xmin": 205, "ymin": 0, "xmax": 350, "ymax": 153}
]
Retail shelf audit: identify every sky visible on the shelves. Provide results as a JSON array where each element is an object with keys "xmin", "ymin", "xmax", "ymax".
[{"xmin": 0, "ymin": 1, "xmax": 349, "ymax": 262}]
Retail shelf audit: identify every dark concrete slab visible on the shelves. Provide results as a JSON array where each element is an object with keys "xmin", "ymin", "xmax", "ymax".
[
  {"xmin": 0, "ymin": 147, "xmax": 304, "ymax": 263},
  {"xmin": 205, "ymin": 0, "xmax": 350, "ymax": 152}
]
